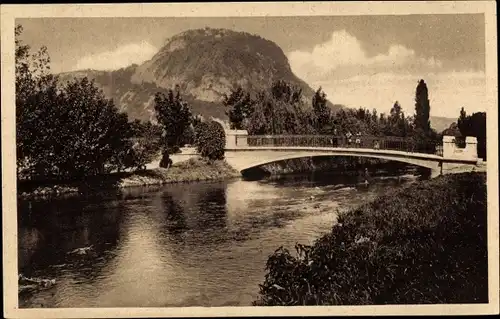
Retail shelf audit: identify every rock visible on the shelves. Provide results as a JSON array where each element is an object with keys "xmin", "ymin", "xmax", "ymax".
[{"xmin": 68, "ymin": 245, "xmax": 94, "ymax": 255}]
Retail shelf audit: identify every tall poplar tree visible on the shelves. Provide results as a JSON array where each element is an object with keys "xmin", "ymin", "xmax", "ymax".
[{"xmin": 414, "ymin": 79, "xmax": 431, "ymax": 135}]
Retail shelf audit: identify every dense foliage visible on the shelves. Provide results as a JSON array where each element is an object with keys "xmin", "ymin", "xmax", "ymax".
[
  {"xmin": 223, "ymin": 86, "xmax": 254, "ymax": 130},
  {"xmin": 195, "ymin": 120, "xmax": 226, "ymax": 161},
  {"xmin": 16, "ymin": 25, "xmax": 142, "ymax": 180},
  {"xmin": 225, "ymin": 80, "xmax": 437, "ymax": 143},
  {"xmin": 458, "ymin": 108, "xmax": 487, "ymax": 160},
  {"xmin": 153, "ymin": 87, "xmax": 193, "ymax": 166},
  {"xmin": 245, "ymin": 80, "xmax": 316, "ymax": 135},
  {"xmin": 312, "ymin": 87, "xmax": 331, "ymax": 134},
  {"xmin": 254, "ymin": 172, "xmax": 487, "ymax": 305}
]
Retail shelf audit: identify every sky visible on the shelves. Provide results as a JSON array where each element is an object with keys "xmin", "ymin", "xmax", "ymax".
[{"xmin": 17, "ymin": 15, "xmax": 486, "ymax": 118}]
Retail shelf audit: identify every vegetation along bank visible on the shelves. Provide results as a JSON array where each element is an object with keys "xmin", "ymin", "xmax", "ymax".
[
  {"xmin": 254, "ymin": 172, "xmax": 488, "ymax": 305},
  {"xmin": 18, "ymin": 158, "xmax": 240, "ymax": 200}
]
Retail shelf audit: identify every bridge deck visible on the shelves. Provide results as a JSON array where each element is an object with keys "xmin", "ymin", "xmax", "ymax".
[{"xmin": 225, "ymin": 146, "xmax": 479, "ymax": 165}]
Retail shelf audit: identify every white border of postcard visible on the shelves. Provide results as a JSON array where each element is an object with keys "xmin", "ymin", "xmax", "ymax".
[{"xmin": 1, "ymin": 1, "xmax": 499, "ymax": 318}]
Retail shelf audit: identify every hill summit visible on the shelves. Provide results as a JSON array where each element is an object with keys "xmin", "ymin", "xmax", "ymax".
[{"xmin": 58, "ymin": 27, "xmax": 327, "ymax": 122}]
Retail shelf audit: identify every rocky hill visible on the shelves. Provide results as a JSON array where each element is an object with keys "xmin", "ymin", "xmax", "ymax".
[{"xmin": 58, "ymin": 27, "xmax": 333, "ymax": 122}]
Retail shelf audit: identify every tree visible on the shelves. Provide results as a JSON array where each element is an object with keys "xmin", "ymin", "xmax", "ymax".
[
  {"xmin": 195, "ymin": 120, "xmax": 226, "ymax": 161},
  {"xmin": 386, "ymin": 101, "xmax": 408, "ymax": 137},
  {"xmin": 16, "ymin": 24, "xmax": 58, "ymax": 177},
  {"xmin": 224, "ymin": 86, "xmax": 254, "ymax": 130},
  {"xmin": 442, "ymin": 122, "xmax": 462, "ymax": 137},
  {"xmin": 457, "ymin": 108, "xmax": 486, "ymax": 160},
  {"xmin": 57, "ymin": 78, "xmax": 136, "ymax": 177},
  {"xmin": 414, "ymin": 79, "xmax": 431, "ymax": 135},
  {"xmin": 246, "ymin": 80, "xmax": 313, "ymax": 135},
  {"xmin": 312, "ymin": 87, "xmax": 331, "ymax": 133},
  {"xmin": 124, "ymin": 120, "xmax": 162, "ymax": 171},
  {"xmin": 457, "ymin": 107, "xmax": 469, "ymax": 135},
  {"xmin": 153, "ymin": 87, "xmax": 192, "ymax": 165},
  {"xmin": 15, "ymin": 24, "xmax": 138, "ymax": 180}
]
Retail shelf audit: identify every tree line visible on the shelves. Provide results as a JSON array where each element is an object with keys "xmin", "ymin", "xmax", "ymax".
[
  {"xmin": 224, "ymin": 79, "xmax": 439, "ymax": 149},
  {"xmin": 15, "ymin": 24, "xmax": 224, "ymax": 182}
]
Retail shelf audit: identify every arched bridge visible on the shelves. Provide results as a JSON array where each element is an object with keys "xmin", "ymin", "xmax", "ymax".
[{"xmin": 223, "ymin": 130, "xmax": 482, "ymax": 176}]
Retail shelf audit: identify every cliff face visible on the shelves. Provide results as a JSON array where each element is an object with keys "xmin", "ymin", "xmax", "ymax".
[{"xmin": 57, "ymin": 27, "xmax": 328, "ymax": 122}]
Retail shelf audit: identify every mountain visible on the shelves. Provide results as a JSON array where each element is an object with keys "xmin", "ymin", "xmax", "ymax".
[
  {"xmin": 430, "ymin": 116, "xmax": 457, "ymax": 133},
  {"xmin": 58, "ymin": 27, "xmax": 336, "ymax": 122}
]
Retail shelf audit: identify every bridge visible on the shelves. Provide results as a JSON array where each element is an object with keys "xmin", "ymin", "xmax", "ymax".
[{"xmin": 222, "ymin": 130, "xmax": 482, "ymax": 176}]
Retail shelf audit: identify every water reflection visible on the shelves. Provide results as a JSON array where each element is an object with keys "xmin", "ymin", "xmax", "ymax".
[
  {"xmin": 196, "ymin": 187, "xmax": 228, "ymax": 232},
  {"xmin": 161, "ymin": 193, "xmax": 189, "ymax": 241}
]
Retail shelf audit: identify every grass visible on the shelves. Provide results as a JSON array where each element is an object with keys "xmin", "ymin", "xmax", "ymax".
[
  {"xmin": 18, "ymin": 157, "xmax": 240, "ymax": 199},
  {"xmin": 119, "ymin": 157, "xmax": 241, "ymax": 188},
  {"xmin": 254, "ymin": 172, "xmax": 488, "ymax": 305}
]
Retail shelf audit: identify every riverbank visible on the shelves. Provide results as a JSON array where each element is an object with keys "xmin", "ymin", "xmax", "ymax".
[
  {"xmin": 18, "ymin": 158, "xmax": 241, "ymax": 199},
  {"xmin": 254, "ymin": 172, "xmax": 488, "ymax": 305}
]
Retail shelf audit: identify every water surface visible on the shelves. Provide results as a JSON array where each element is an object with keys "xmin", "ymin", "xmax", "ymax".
[{"xmin": 18, "ymin": 171, "xmax": 420, "ymax": 307}]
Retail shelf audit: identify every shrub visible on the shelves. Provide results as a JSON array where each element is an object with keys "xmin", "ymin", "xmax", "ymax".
[
  {"xmin": 153, "ymin": 88, "xmax": 192, "ymax": 154},
  {"xmin": 195, "ymin": 120, "xmax": 226, "ymax": 161},
  {"xmin": 254, "ymin": 172, "xmax": 487, "ymax": 305}
]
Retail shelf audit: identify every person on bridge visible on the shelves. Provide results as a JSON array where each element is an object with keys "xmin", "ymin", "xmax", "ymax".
[
  {"xmin": 346, "ymin": 131, "xmax": 353, "ymax": 146},
  {"xmin": 332, "ymin": 128, "xmax": 339, "ymax": 147},
  {"xmin": 355, "ymin": 132, "xmax": 362, "ymax": 148}
]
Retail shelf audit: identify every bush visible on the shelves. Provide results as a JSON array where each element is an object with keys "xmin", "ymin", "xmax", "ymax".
[
  {"xmin": 195, "ymin": 120, "xmax": 226, "ymax": 160},
  {"xmin": 254, "ymin": 172, "xmax": 487, "ymax": 305},
  {"xmin": 17, "ymin": 76, "xmax": 137, "ymax": 180}
]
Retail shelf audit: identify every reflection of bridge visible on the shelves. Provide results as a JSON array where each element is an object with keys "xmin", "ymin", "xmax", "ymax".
[{"xmin": 223, "ymin": 130, "xmax": 482, "ymax": 176}]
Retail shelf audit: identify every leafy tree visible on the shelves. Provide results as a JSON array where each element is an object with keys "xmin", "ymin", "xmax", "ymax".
[
  {"xmin": 457, "ymin": 108, "xmax": 486, "ymax": 160},
  {"xmin": 385, "ymin": 101, "xmax": 409, "ymax": 137},
  {"xmin": 247, "ymin": 80, "xmax": 314, "ymax": 135},
  {"xmin": 153, "ymin": 87, "xmax": 192, "ymax": 165},
  {"xmin": 195, "ymin": 120, "xmax": 226, "ymax": 160},
  {"xmin": 442, "ymin": 122, "xmax": 462, "ymax": 137},
  {"xmin": 125, "ymin": 120, "xmax": 162, "ymax": 171},
  {"xmin": 224, "ymin": 86, "xmax": 254, "ymax": 130},
  {"xmin": 16, "ymin": 24, "xmax": 58, "ymax": 177},
  {"xmin": 312, "ymin": 87, "xmax": 331, "ymax": 133},
  {"xmin": 57, "ymin": 78, "xmax": 136, "ymax": 177},
  {"xmin": 15, "ymin": 24, "xmax": 139, "ymax": 179}
]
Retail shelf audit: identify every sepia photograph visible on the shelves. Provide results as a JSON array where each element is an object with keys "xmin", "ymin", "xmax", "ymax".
[{"xmin": 1, "ymin": 2, "xmax": 498, "ymax": 318}]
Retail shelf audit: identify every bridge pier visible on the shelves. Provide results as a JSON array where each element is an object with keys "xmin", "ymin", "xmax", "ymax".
[{"xmin": 442, "ymin": 136, "xmax": 478, "ymax": 161}]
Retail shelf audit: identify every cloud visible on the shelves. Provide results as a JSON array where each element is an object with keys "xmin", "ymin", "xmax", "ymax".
[
  {"xmin": 315, "ymin": 71, "xmax": 487, "ymax": 118},
  {"xmin": 73, "ymin": 41, "xmax": 158, "ymax": 71},
  {"xmin": 288, "ymin": 30, "xmax": 443, "ymax": 82},
  {"xmin": 288, "ymin": 30, "xmax": 487, "ymax": 118}
]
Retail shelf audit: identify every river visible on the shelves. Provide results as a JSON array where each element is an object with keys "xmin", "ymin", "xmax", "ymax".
[{"xmin": 18, "ymin": 169, "xmax": 424, "ymax": 308}]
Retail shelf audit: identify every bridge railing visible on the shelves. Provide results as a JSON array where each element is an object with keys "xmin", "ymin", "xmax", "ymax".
[{"xmin": 239, "ymin": 135, "xmax": 442, "ymax": 155}]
